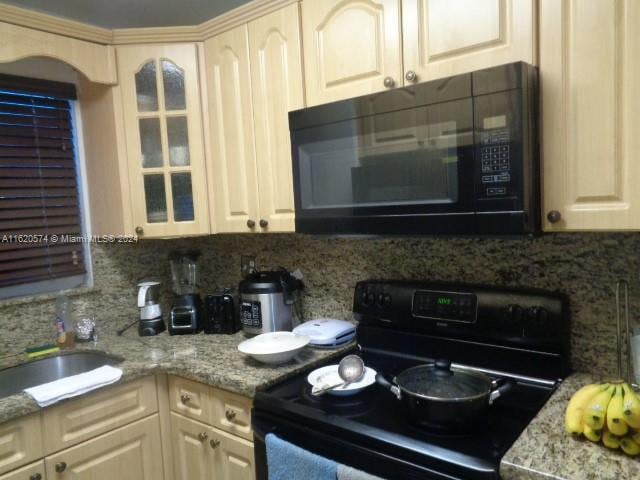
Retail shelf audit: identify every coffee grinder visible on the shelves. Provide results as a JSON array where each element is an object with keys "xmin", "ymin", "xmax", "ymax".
[
  {"xmin": 137, "ymin": 281, "xmax": 165, "ymax": 336},
  {"xmin": 168, "ymin": 250, "xmax": 202, "ymax": 335}
]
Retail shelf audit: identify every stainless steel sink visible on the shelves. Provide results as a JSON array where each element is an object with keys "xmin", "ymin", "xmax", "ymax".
[{"xmin": 0, "ymin": 351, "xmax": 123, "ymax": 398}]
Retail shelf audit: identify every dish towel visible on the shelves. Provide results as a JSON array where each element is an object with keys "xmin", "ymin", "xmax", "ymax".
[
  {"xmin": 266, "ymin": 433, "xmax": 338, "ymax": 480},
  {"xmin": 337, "ymin": 464, "xmax": 385, "ymax": 480},
  {"xmin": 24, "ymin": 365, "xmax": 123, "ymax": 407}
]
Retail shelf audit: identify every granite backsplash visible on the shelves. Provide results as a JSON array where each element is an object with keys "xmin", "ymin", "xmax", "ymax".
[{"xmin": 0, "ymin": 233, "xmax": 638, "ymax": 376}]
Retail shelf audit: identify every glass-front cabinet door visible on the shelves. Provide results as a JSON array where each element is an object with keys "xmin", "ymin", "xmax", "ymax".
[{"xmin": 117, "ymin": 44, "xmax": 209, "ymax": 237}]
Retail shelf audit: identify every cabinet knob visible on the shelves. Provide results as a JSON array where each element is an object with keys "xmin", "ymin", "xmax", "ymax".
[
  {"xmin": 547, "ymin": 210, "xmax": 562, "ymax": 223},
  {"xmin": 383, "ymin": 76, "xmax": 395, "ymax": 88},
  {"xmin": 405, "ymin": 70, "xmax": 418, "ymax": 83},
  {"xmin": 198, "ymin": 431, "xmax": 208, "ymax": 442},
  {"xmin": 210, "ymin": 439, "xmax": 220, "ymax": 449},
  {"xmin": 225, "ymin": 409, "xmax": 237, "ymax": 421},
  {"xmin": 135, "ymin": 226, "xmax": 144, "ymax": 235},
  {"xmin": 247, "ymin": 219, "xmax": 256, "ymax": 229},
  {"xmin": 180, "ymin": 393, "xmax": 191, "ymax": 403},
  {"xmin": 30, "ymin": 474, "xmax": 42, "ymax": 480},
  {"xmin": 259, "ymin": 219, "xmax": 268, "ymax": 229},
  {"xmin": 55, "ymin": 462, "xmax": 67, "ymax": 473}
]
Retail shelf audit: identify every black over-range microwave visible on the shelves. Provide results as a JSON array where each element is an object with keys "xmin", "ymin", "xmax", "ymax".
[{"xmin": 289, "ymin": 62, "xmax": 539, "ymax": 235}]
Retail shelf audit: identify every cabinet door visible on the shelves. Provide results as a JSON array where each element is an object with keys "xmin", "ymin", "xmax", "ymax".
[
  {"xmin": 0, "ymin": 460, "xmax": 45, "ymax": 480},
  {"xmin": 170, "ymin": 413, "xmax": 212, "ymax": 480},
  {"xmin": 117, "ymin": 44, "xmax": 209, "ymax": 238},
  {"xmin": 301, "ymin": 0, "xmax": 402, "ymax": 106},
  {"xmin": 210, "ymin": 387, "xmax": 253, "ymax": 441},
  {"xmin": 44, "ymin": 415, "xmax": 163, "ymax": 480},
  {"xmin": 168, "ymin": 376, "xmax": 214, "ymax": 425},
  {"xmin": 0, "ymin": 414, "xmax": 43, "ymax": 476},
  {"xmin": 204, "ymin": 26, "xmax": 260, "ymax": 233},
  {"xmin": 402, "ymin": 0, "xmax": 535, "ymax": 83},
  {"xmin": 541, "ymin": 0, "xmax": 640, "ymax": 230},
  {"xmin": 211, "ymin": 427, "xmax": 255, "ymax": 480},
  {"xmin": 248, "ymin": 4, "xmax": 304, "ymax": 232}
]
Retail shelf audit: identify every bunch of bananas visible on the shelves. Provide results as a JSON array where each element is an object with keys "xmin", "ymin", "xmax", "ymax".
[{"xmin": 565, "ymin": 382, "xmax": 640, "ymax": 455}]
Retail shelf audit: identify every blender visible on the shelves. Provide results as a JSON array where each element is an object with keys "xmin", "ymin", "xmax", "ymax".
[{"xmin": 168, "ymin": 250, "xmax": 202, "ymax": 335}]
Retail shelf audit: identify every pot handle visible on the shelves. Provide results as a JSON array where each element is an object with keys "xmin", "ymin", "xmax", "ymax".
[
  {"xmin": 489, "ymin": 380, "xmax": 515, "ymax": 405},
  {"xmin": 375, "ymin": 373, "xmax": 401, "ymax": 400}
]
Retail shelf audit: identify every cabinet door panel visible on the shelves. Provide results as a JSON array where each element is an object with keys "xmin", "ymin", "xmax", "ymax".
[
  {"xmin": 402, "ymin": 0, "xmax": 535, "ymax": 82},
  {"xmin": 117, "ymin": 43, "xmax": 209, "ymax": 237},
  {"xmin": 541, "ymin": 0, "xmax": 640, "ymax": 230},
  {"xmin": 0, "ymin": 460, "xmax": 45, "ymax": 480},
  {"xmin": 211, "ymin": 427, "xmax": 255, "ymax": 480},
  {"xmin": 168, "ymin": 376, "xmax": 213, "ymax": 425},
  {"xmin": 44, "ymin": 415, "xmax": 163, "ymax": 480},
  {"xmin": 249, "ymin": 3, "xmax": 304, "ymax": 232},
  {"xmin": 204, "ymin": 25, "xmax": 260, "ymax": 233},
  {"xmin": 302, "ymin": 0, "xmax": 402, "ymax": 106},
  {"xmin": 0, "ymin": 414, "xmax": 42, "ymax": 475},
  {"xmin": 170, "ymin": 413, "xmax": 211, "ymax": 480},
  {"xmin": 210, "ymin": 387, "xmax": 253, "ymax": 441},
  {"xmin": 43, "ymin": 377, "xmax": 158, "ymax": 454}
]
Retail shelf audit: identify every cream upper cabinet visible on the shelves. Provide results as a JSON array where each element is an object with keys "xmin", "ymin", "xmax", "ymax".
[
  {"xmin": 44, "ymin": 416, "xmax": 164, "ymax": 480},
  {"xmin": 402, "ymin": 0, "xmax": 536, "ymax": 84},
  {"xmin": 248, "ymin": 3, "xmax": 304, "ymax": 232},
  {"xmin": 204, "ymin": 26, "xmax": 260, "ymax": 233},
  {"xmin": 117, "ymin": 43, "xmax": 210, "ymax": 238},
  {"xmin": 301, "ymin": 0, "xmax": 403, "ymax": 106},
  {"xmin": 541, "ymin": 0, "xmax": 640, "ymax": 230}
]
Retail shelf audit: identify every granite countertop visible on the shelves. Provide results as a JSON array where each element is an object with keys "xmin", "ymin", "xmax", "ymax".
[
  {"xmin": 0, "ymin": 330, "xmax": 354, "ymax": 424},
  {"xmin": 501, "ymin": 372, "xmax": 640, "ymax": 480}
]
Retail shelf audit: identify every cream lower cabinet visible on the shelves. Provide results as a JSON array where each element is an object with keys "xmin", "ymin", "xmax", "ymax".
[
  {"xmin": 0, "ymin": 414, "xmax": 43, "ymax": 476},
  {"xmin": 204, "ymin": 4, "xmax": 304, "ymax": 233},
  {"xmin": 0, "ymin": 460, "xmax": 45, "ymax": 480},
  {"xmin": 116, "ymin": 43, "xmax": 210, "ymax": 238},
  {"xmin": 44, "ymin": 416, "xmax": 163, "ymax": 480},
  {"xmin": 171, "ymin": 413, "xmax": 255, "ymax": 480},
  {"xmin": 541, "ymin": 0, "xmax": 640, "ymax": 231}
]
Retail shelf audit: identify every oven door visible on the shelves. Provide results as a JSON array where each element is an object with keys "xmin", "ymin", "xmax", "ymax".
[
  {"xmin": 253, "ymin": 410, "xmax": 477, "ymax": 480},
  {"xmin": 291, "ymin": 91, "xmax": 475, "ymax": 235}
]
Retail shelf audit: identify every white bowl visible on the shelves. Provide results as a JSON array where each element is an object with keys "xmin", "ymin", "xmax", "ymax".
[
  {"xmin": 238, "ymin": 332, "xmax": 310, "ymax": 365},
  {"xmin": 307, "ymin": 364, "xmax": 377, "ymax": 396}
]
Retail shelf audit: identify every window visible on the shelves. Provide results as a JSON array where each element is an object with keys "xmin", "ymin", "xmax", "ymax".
[{"xmin": 0, "ymin": 73, "xmax": 90, "ymax": 298}]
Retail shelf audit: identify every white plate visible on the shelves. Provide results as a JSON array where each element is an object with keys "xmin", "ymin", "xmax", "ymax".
[
  {"xmin": 238, "ymin": 332, "xmax": 310, "ymax": 365},
  {"xmin": 307, "ymin": 364, "xmax": 377, "ymax": 396}
]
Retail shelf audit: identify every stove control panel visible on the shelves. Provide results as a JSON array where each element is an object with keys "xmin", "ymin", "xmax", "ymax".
[{"xmin": 412, "ymin": 290, "xmax": 477, "ymax": 323}]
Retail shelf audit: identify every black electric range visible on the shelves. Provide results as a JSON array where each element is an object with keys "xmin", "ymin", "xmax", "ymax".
[{"xmin": 253, "ymin": 280, "xmax": 570, "ymax": 480}]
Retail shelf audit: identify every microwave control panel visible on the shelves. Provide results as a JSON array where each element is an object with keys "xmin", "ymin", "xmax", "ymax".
[{"xmin": 479, "ymin": 127, "xmax": 512, "ymax": 197}]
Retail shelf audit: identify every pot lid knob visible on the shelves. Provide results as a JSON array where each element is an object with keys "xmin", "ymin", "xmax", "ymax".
[{"xmin": 434, "ymin": 359, "xmax": 453, "ymax": 377}]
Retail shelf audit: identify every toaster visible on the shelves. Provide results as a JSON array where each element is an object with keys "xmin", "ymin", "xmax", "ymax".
[{"xmin": 203, "ymin": 290, "xmax": 241, "ymax": 334}]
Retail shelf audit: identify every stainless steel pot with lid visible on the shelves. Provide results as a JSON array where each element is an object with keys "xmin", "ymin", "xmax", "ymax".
[{"xmin": 377, "ymin": 359, "xmax": 513, "ymax": 432}]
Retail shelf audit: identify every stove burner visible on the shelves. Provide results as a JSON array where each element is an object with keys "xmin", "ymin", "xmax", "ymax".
[{"xmin": 300, "ymin": 385, "xmax": 375, "ymax": 417}]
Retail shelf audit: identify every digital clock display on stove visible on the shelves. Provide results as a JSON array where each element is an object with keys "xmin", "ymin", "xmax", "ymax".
[{"xmin": 412, "ymin": 290, "xmax": 477, "ymax": 323}]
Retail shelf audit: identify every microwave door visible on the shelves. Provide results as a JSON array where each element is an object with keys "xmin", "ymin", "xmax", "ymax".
[{"xmin": 291, "ymin": 98, "xmax": 475, "ymax": 234}]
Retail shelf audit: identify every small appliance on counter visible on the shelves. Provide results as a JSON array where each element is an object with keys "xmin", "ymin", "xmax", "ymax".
[
  {"xmin": 168, "ymin": 250, "xmax": 202, "ymax": 335},
  {"xmin": 137, "ymin": 280, "xmax": 164, "ymax": 336},
  {"xmin": 292, "ymin": 319, "xmax": 356, "ymax": 348},
  {"xmin": 238, "ymin": 269, "xmax": 304, "ymax": 336},
  {"xmin": 203, "ymin": 288, "xmax": 241, "ymax": 334}
]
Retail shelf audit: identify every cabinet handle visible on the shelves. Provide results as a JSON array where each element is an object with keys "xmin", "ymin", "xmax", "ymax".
[
  {"xmin": 198, "ymin": 431, "xmax": 208, "ymax": 442},
  {"xmin": 547, "ymin": 210, "xmax": 562, "ymax": 223},
  {"xmin": 225, "ymin": 409, "xmax": 237, "ymax": 421},
  {"xmin": 383, "ymin": 76, "xmax": 395, "ymax": 88},
  {"xmin": 180, "ymin": 393, "xmax": 191, "ymax": 403},
  {"xmin": 259, "ymin": 219, "xmax": 268, "ymax": 229},
  {"xmin": 210, "ymin": 439, "xmax": 220, "ymax": 449},
  {"xmin": 55, "ymin": 462, "xmax": 67, "ymax": 473},
  {"xmin": 247, "ymin": 219, "xmax": 256, "ymax": 229},
  {"xmin": 135, "ymin": 226, "xmax": 144, "ymax": 236},
  {"xmin": 30, "ymin": 474, "xmax": 42, "ymax": 480},
  {"xmin": 405, "ymin": 70, "xmax": 418, "ymax": 83}
]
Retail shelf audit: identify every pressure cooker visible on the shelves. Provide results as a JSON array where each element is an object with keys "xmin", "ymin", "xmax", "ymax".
[{"xmin": 238, "ymin": 270, "xmax": 303, "ymax": 335}]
